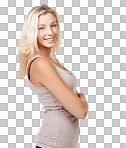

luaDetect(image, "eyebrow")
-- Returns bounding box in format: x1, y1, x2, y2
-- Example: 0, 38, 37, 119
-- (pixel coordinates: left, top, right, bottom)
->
38, 21, 57, 26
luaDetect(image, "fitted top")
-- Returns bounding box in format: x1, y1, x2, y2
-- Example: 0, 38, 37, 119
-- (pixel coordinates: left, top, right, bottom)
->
26, 55, 80, 148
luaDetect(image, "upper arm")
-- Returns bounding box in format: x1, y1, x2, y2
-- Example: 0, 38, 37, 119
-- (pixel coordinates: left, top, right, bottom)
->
31, 58, 85, 119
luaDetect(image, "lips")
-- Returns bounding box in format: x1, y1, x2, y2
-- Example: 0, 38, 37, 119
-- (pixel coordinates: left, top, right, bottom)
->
44, 37, 55, 43
44, 37, 54, 40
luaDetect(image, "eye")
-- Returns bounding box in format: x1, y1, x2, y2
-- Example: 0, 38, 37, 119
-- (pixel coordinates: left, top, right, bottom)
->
52, 24, 57, 27
39, 27, 44, 30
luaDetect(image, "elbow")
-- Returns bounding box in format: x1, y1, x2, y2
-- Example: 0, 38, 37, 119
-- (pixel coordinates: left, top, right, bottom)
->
83, 111, 88, 119
81, 102, 89, 119
75, 110, 88, 119
80, 110, 88, 119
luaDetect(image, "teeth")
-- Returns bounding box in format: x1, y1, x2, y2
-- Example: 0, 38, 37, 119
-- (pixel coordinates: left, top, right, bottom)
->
45, 38, 54, 40
48, 38, 53, 40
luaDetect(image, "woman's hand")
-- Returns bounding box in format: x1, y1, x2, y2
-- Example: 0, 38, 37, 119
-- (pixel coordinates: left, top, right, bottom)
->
76, 90, 86, 100
76, 90, 87, 102
76, 90, 80, 97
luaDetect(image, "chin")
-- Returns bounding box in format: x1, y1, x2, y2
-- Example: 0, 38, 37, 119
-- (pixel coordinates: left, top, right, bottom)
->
45, 43, 55, 48
41, 45, 54, 50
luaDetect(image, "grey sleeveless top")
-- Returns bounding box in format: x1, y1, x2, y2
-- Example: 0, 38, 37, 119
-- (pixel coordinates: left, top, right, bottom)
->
27, 55, 80, 148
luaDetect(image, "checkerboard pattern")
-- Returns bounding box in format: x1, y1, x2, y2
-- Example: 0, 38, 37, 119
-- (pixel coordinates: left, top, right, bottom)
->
0, 0, 126, 148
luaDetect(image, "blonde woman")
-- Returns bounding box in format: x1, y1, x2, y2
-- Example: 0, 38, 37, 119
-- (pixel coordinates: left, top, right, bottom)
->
18, 4, 88, 148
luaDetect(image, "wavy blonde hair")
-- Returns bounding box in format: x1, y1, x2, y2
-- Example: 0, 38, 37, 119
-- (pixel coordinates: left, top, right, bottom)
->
18, 4, 62, 79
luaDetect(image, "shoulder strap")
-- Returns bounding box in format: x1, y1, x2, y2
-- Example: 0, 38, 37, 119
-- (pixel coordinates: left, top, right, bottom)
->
28, 57, 40, 80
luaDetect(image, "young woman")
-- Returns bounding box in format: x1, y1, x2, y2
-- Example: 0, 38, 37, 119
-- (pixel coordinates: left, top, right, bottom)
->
18, 4, 88, 148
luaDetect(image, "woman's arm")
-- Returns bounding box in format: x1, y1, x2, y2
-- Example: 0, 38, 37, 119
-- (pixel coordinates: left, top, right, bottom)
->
76, 90, 88, 118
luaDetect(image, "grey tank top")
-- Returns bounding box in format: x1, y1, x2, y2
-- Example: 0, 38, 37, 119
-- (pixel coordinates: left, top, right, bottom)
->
27, 55, 80, 148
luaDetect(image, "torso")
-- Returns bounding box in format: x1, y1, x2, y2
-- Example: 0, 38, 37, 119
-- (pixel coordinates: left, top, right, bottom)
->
27, 57, 69, 88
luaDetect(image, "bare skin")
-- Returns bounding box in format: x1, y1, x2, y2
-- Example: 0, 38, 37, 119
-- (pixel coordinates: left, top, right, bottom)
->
76, 91, 89, 115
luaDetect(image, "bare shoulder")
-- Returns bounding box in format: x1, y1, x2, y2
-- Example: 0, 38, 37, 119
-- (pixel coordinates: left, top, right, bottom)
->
27, 57, 54, 87
31, 56, 55, 77
29, 57, 55, 75
31, 57, 51, 68
31, 57, 63, 85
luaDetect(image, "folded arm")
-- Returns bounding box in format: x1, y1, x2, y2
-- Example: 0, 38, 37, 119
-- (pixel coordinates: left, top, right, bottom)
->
76, 90, 88, 119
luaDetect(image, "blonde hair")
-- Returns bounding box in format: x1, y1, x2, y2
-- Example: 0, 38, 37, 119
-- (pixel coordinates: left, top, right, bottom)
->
18, 4, 62, 79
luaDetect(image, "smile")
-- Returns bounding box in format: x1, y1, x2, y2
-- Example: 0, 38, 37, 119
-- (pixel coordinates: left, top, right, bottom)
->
44, 37, 55, 43
44, 37, 54, 40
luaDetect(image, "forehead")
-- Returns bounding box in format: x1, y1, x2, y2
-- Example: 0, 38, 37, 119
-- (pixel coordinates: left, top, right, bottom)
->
38, 12, 57, 25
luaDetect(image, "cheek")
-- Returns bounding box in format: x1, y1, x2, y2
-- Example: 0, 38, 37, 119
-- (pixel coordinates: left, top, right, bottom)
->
37, 35, 40, 43
37, 34, 42, 45
54, 28, 59, 36
37, 32, 44, 40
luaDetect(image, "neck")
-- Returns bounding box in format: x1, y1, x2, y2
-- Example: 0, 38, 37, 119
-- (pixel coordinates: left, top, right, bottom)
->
37, 48, 52, 59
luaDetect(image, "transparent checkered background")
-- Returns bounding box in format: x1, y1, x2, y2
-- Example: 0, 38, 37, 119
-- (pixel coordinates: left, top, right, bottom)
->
0, 0, 126, 148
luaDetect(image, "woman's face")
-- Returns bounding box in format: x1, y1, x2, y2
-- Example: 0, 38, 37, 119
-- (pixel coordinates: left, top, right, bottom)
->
37, 12, 59, 50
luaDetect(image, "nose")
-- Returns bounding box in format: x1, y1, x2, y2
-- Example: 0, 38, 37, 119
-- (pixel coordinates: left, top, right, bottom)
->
46, 27, 53, 35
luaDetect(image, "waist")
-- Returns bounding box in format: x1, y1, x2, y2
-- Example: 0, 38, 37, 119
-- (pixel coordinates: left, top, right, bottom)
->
43, 109, 79, 128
